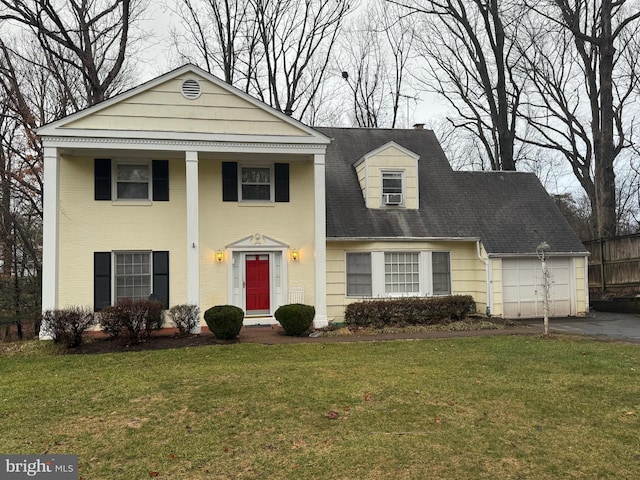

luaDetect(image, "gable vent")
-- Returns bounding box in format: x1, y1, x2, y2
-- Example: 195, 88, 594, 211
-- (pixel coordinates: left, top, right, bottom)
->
181, 79, 201, 99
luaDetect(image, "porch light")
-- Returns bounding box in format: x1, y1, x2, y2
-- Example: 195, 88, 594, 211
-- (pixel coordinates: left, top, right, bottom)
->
216, 249, 224, 262
291, 249, 299, 261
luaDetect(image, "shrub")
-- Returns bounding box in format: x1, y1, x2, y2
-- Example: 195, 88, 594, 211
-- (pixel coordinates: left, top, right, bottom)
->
168, 304, 200, 336
98, 306, 126, 339
98, 299, 165, 344
141, 299, 165, 338
204, 305, 244, 339
344, 295, 476, 329
42, 306, 95, 348
275, 304, 315, 336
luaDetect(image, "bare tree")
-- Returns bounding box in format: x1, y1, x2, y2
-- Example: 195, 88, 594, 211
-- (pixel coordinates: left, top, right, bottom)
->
339, 13, 390, 127
336, 0, 417, 128
519, 0, 640, 237
397, 0, 524, 170
0, 0, 144, 106
0, 0, 145, 328
169, 0, 353, 119
169, 0, 253, 85
250, 0, 353, 118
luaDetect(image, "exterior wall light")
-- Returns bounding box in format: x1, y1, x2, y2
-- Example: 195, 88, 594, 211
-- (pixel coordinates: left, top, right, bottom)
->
291, 249, 299, 261
216, 249, 224, 262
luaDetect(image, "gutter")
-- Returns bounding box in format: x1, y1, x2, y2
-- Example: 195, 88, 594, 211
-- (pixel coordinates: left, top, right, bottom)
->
327, 236, 481, 242
486, 251, 589, 258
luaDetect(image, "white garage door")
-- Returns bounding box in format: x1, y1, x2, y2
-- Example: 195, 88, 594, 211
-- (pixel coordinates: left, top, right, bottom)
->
502, 257, 573, 318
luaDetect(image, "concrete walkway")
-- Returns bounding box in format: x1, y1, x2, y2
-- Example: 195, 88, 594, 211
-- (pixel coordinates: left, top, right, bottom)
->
518, 310, 640, 343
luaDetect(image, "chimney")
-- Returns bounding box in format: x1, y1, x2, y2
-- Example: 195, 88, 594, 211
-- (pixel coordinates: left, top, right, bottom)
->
413, 123, 425, 130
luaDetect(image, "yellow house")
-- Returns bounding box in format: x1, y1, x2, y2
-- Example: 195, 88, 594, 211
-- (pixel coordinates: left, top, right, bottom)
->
37, 65, 588, 337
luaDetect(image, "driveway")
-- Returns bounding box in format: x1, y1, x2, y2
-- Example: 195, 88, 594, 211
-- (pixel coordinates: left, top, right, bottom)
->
519, 310, 640, 343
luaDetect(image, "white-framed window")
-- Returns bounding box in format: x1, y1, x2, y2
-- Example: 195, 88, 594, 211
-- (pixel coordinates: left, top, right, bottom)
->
240, 165, 273, 201
343, 250, 452, 298
115, 161, 151, 200
381, 170, 404, 205
432, 251, 451, 295
114, 251, 152, 303
384, 252, 420, 294
346, 252, 372, 296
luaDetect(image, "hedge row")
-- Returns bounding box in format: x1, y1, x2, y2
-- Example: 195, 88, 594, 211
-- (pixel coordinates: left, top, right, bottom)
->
344, 295, 476, 329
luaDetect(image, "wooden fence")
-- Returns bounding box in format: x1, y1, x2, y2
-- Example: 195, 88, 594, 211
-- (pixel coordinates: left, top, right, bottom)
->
584, 233, 640, 293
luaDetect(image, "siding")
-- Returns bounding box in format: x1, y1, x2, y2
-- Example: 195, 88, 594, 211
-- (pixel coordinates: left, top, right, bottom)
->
198, 158, 316, 311
57, 155, 188, 309
64, 75, 311, 137
57, 154, 316, 316
326, 241, 486, 323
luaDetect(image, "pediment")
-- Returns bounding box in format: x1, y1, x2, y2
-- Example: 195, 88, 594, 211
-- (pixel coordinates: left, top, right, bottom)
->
226, 233, 289, 250
38, 64, 329, 143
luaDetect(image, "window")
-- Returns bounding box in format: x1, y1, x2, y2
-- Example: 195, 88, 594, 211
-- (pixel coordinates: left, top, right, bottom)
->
94, 251, 169, 311
346, 253, 372, 296
241, 166, 272, 201
432, 252, 451, 295
95, 159, 168, 202
116, 163, 150, 200
381, 171, 404, 205
385, 252, 419, 294
115, 252, 152, 303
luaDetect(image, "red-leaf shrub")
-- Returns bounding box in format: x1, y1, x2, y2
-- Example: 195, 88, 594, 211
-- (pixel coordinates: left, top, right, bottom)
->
98, 299, 165, 344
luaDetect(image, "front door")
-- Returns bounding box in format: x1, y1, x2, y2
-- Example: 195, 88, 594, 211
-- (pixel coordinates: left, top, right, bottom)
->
246, 254, 270, 314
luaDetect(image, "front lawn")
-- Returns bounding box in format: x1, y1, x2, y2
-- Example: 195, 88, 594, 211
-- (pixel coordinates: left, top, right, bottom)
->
1, 336, 639, 479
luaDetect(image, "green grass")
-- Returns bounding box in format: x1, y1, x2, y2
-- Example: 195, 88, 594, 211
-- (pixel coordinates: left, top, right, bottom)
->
1, 336, 639, 479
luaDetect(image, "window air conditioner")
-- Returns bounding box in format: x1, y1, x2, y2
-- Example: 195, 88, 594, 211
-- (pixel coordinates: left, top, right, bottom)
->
383, 193, 403, 205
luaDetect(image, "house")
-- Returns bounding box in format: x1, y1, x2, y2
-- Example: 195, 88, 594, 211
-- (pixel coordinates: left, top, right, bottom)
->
37, 64, 588, 338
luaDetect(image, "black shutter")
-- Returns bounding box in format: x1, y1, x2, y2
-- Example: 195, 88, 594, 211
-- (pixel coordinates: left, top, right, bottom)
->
94, 252, 111, 311
94, 159, 111, 200
222, 162, 238, 201
152, 160, 169, 201
274, 163, 290, 202
152, 251, 170, 309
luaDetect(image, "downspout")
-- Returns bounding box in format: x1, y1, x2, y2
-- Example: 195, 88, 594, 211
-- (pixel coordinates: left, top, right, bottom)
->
476, 240, 492, 317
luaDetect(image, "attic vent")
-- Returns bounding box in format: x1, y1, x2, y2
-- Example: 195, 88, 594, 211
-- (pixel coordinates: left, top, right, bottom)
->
181, 79, 201, 99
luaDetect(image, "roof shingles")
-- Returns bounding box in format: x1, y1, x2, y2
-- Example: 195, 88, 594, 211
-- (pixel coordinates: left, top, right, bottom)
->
317, 127, 586, 255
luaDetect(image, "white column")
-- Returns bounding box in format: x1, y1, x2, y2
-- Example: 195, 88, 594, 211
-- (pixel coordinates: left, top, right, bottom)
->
186, 151, 201, 333
40, 146, 59, 339
313, 153, 328, 328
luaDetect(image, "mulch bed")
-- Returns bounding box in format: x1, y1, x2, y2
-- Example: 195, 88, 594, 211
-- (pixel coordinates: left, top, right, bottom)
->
65, 323, 535, 355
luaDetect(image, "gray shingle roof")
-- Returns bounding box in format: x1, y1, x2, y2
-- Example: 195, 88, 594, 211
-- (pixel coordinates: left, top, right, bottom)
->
316, 127, 586, 255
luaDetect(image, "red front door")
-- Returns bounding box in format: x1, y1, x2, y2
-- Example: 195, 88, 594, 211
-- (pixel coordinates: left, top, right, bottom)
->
246, 255, 270, 313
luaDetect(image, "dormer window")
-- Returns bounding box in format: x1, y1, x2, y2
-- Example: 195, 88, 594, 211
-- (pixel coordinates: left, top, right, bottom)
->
382, 171, 404, 206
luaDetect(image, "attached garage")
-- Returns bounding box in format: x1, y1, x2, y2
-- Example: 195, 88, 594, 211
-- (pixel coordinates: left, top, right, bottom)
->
502, 257, 573, 318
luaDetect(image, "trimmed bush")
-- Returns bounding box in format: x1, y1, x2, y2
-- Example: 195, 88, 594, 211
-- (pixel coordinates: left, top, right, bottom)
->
275, 304, 315, 336
43, 306, 95, 347
168, 304, 200, 336
344, 295, 476, 329
204, 305, 244, 339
